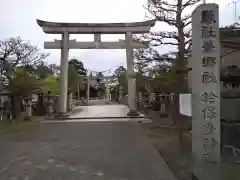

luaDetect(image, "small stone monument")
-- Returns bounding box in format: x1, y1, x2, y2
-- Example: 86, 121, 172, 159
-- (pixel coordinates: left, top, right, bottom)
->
148, 92, 154, 104
67, 92, 73, 111
159, 94, 168, 117
109, 93, 112, 101
54, 95, 60, 114
137, 92, 142, 108
46, 91, 53, 116
169, 93, 174, 102
23, 96, 33, 120
119, 87, 123, 103
138, 92, 142, 102
0, 98, 4, 121
5, 99, 12, 121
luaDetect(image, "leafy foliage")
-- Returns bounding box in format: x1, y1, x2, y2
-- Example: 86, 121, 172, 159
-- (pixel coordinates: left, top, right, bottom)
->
34, 62, 54, 80
9, 67, 39, 95
68, 63, 83, 92
111, 66, 127, 94
152, 69, 176, 93
69, 58, 87, 76
113, 66, 127, 85
67, 58, 87, 93
39, 75, 59, 95
48, 63, 60, 75
96, 72, 104, 83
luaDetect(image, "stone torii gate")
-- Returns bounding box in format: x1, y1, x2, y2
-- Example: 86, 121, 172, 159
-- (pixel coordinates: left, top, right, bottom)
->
36, 19, 156, 116
82, 75, 113, 104
94, 76, 112, 104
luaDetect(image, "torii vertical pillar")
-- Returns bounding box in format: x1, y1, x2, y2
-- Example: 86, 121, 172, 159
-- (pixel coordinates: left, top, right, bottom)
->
125, 32, 139, 116
86, 75, 91, 105
59, 32, 69, 114
106, 80, 110, 103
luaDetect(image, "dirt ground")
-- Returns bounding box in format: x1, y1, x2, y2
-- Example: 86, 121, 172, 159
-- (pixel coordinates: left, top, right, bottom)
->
141, 108, 240, 180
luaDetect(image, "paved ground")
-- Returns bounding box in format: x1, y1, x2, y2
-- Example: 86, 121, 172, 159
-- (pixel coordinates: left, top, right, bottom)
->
70, 105, 129, 118
87, 99, 110, 105
0, 105, 178, 180
75, 98, 110, 106
68, 105, 146, 120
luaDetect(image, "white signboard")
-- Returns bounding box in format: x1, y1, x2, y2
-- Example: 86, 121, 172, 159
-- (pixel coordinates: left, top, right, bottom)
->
179, 94, 192, 116
191, 3, 220, 180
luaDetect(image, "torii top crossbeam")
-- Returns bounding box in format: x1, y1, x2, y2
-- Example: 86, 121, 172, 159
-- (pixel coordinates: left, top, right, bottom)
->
36, 19, 156, 34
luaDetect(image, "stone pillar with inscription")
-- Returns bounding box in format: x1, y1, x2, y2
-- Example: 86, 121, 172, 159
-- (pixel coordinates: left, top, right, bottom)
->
191, 4, 220, 180
125, 32, 139, 116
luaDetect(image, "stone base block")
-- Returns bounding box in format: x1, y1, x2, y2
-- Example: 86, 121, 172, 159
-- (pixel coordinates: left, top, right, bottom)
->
127, 110, 140, 116
24, 116, 32, 121
55, 112, 69, 118
191, 173, 200, 180
160, 113, 168, 117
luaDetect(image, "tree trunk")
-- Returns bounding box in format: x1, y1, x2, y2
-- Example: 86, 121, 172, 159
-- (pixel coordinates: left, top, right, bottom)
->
36, 93, 45, 115
175, 0, 186, 148
11, 94, 21, 120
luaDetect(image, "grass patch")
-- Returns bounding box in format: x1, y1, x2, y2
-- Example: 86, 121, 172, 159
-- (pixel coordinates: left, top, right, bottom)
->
221, 164, 240, 180
0, 119, 38, 134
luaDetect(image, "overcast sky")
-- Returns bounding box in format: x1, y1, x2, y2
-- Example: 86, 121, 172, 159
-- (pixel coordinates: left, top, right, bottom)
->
0, 0, 237, 75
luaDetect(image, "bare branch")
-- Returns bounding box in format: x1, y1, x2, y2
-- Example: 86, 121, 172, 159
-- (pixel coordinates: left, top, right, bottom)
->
184, 38, 191, 46
0, 37, 49, 85
141, 0, 199, 72
184, 20, 191, 27
182, 14, 191, 27
145, 0, 177, 26
142, 31, 180, 46
182, 0, 200, 10
185, 39, 192, 55
184, 28, 191, 38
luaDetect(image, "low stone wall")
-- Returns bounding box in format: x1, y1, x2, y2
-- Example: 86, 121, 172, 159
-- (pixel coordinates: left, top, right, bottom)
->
221, 98, 240, 121
122, 95, 128, 106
